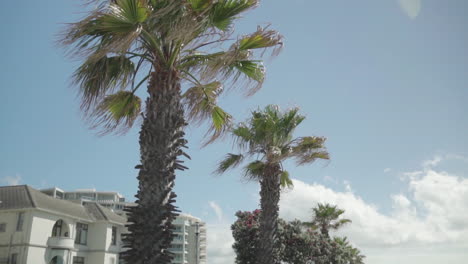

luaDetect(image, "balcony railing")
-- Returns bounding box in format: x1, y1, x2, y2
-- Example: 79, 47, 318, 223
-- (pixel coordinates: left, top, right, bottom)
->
47, 236, 74, 249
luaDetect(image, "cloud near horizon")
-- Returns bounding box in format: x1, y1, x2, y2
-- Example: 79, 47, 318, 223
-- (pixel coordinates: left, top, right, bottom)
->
206, 156, 468, 264
0, 174, 22, 186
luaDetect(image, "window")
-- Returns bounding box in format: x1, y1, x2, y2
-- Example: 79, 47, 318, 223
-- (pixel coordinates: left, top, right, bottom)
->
73, 256, 85, 264
0, 223, 6, 232
52, 220, 63, 237
10, 253, 18, 264
16, 212, 24, 231
75, 223, 88, 245
111, 226, 117, 245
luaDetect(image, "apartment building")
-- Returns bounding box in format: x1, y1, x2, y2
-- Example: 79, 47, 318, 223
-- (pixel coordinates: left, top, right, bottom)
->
0, 185, 125, 264
170, 214, 206, 264
41, 187, 207, 264
39, 188, 132, 215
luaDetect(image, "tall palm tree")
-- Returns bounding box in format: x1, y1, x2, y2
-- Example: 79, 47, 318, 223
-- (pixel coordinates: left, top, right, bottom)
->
60, 1, 282, 263
216, 105, 329, 264
304, 203, 351, 238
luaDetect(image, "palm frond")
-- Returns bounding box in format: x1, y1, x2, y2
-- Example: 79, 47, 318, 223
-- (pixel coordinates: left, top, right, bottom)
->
291, 136, 329, 165
232, 124, 253, 149
89, 90, 142, 135
243, 160, 266, 181
188, 0, 213, 12
61, 0, 148, 60
238, 26, 283, 55
182, 81, 232, 145
73, 55, 135, 111
210, 0, 258, 31
279, 170, 293, 188
215, 153, 244, 174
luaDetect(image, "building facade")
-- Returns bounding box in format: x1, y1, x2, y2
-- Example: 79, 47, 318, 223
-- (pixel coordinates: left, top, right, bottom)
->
39, 188, 132, 216
170, 214, 206, 264
41, 188, 207, 264
0, 185, 126, 264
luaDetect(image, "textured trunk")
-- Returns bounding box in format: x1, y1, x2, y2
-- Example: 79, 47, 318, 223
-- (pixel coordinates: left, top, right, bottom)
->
121, 66, 188, 264
258, 164, 281, 264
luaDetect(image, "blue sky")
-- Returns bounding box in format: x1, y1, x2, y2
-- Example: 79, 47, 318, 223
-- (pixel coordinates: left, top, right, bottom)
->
1, 0, 467, 263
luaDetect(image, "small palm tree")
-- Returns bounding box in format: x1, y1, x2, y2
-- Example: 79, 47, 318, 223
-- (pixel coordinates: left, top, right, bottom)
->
60, 1, 282, 263
216, 105, 329, 264
333, 237, 365, 264
304, 203, 351, 238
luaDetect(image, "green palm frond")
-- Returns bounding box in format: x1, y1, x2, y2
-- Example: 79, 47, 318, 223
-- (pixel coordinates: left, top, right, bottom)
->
205, 105, 232, 145
279, 170, 293, 188
238, 27, 283, 53
243, 160, 265, 181
188, 0, 213, 12
62, 0, 282, 138
74, 56, 135, 111
231, 60, 264, 82
62, 0, 149, 60
183, 81, 223, 122
291, 136, 329, 165
232, 124, 253, 149
210, 0, 258, 31
215, 153, 244, 174
331, 219, 352, 230
90, 90, 142, 135
182, 81, 232, 145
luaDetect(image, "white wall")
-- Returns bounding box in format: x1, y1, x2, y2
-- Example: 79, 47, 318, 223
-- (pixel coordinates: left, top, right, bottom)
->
0, 209, 124, 264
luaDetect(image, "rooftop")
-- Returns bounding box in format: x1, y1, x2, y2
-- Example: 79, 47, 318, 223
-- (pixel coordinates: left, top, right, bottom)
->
0, 185, 126, 225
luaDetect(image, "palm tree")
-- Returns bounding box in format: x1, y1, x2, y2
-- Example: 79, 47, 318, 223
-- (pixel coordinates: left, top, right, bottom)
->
304, 203, 351, 238
333, 237, 365, 264
216, 105, 329, 264
60, 1, 282, 263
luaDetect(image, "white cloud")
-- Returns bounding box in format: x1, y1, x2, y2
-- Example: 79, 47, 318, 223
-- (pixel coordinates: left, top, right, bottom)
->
398, 0, 422, 19
206, 223, 235, 264
384, 168, 391, 173
208, 201, 224, 222
279, 166, 468, 262
206, 201, 235, 264
422, 155, 442, 169
0, 174, 22, 186
204, 155, 468, 263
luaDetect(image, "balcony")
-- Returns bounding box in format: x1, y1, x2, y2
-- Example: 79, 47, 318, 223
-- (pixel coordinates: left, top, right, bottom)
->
47, 236, 75, 249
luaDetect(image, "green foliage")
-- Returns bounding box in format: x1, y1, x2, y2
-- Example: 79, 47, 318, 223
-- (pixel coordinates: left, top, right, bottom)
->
304, 203, 352, 237
232, 210, 365, 264
61, 0, 283, 138
210, 0, 258, 30
92, 91, 142, 135
215, 105, 329, 185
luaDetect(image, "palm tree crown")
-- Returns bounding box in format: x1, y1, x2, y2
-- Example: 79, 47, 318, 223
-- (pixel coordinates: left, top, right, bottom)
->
216, 105, 329, 264
304, 203, 352, 238
61, 0, 283, 138
216, 105, 329, 185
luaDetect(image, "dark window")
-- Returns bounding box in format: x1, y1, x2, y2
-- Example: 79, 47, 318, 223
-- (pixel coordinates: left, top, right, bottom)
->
75, 223, 88, 245
73, 256, 85, 264
0, 223, 6, 232
11, 253, 18, 264
16, 212, 24, 231
111, 226, 117, 245
52, 220, 63, 237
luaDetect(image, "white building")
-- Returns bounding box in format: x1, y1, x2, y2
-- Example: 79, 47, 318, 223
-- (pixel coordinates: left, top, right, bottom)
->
39, 188, 132, 215
170, 214, 206, 264
40, 188, 207, 264
0, 185, 126, 264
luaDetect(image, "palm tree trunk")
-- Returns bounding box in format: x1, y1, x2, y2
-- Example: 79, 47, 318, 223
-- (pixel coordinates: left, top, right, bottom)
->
121, 66, 188, 264
258, 165, 281, 264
